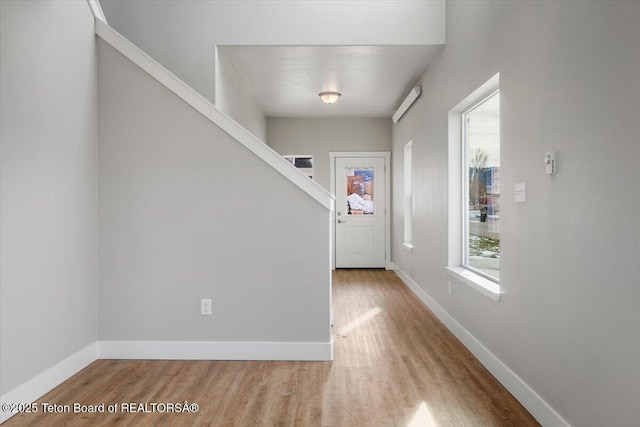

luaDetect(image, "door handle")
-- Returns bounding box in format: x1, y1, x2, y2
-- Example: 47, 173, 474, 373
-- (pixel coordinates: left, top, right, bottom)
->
337, 219, 345, 224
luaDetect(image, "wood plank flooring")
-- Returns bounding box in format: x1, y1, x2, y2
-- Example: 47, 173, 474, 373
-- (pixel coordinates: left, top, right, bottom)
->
4, 269, 539, 426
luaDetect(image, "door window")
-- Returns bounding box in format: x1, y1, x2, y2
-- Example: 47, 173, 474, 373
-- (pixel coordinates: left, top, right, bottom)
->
345, 167, 375, 215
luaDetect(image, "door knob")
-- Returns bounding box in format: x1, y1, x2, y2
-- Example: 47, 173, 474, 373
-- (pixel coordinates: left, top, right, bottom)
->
337, 219, 345, 223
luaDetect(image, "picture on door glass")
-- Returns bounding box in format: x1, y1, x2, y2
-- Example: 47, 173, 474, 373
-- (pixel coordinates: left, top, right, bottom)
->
346, 167, 374, 215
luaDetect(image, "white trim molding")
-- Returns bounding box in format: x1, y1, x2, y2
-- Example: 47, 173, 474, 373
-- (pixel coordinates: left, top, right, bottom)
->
86, 0, 107, 23
446, 266, 501, 301
402, 242, 414, 252
94, 19, 334, 211
98, 341, 333, 361
390, 264, 571, 427
0, 343, 98, 423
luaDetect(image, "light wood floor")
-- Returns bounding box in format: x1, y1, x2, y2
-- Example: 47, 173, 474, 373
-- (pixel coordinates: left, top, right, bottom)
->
4, 270, 538, 426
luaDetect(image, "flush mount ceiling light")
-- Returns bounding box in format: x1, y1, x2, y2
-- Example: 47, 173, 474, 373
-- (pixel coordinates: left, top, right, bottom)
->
318, 91, 341, 104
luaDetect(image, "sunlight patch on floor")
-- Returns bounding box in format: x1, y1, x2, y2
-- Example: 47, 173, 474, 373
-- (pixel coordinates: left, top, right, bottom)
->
339, 307, 382, 335
407, 402, 438, 427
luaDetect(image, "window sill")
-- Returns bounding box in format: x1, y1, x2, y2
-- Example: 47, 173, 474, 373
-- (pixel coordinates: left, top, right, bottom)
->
402, 243, 414, 252
445, 266, 501, 301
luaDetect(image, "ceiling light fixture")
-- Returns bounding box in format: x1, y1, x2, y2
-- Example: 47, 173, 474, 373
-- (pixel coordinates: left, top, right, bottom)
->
319, 91, 341, 104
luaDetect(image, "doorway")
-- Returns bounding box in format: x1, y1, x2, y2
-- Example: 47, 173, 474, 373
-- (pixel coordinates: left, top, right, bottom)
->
330, 152, 391, 269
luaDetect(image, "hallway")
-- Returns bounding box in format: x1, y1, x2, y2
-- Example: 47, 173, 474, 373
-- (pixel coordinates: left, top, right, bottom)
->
4, 270, 537, 426
326, 269, 537, 426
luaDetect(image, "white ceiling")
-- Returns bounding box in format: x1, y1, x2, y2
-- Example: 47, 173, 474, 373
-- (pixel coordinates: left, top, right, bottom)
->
218, 45, 443, 118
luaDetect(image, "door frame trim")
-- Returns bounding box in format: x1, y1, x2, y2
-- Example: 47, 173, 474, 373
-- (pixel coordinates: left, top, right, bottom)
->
329, 151, 392, 270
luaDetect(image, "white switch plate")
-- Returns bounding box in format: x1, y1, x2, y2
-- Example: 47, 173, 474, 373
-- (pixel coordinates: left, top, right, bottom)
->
201, 299, 212, 315
514, 182, 526, 203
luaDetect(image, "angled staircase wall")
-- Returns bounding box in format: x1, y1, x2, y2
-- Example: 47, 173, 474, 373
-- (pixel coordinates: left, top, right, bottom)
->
96, 20, 333, 360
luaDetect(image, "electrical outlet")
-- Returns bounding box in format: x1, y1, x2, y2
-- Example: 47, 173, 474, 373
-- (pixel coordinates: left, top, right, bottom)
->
201, 299, 212, 315
447, 281, 452, 295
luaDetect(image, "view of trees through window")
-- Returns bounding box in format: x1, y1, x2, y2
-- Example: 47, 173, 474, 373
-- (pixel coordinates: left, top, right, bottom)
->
464, 91, 500, 280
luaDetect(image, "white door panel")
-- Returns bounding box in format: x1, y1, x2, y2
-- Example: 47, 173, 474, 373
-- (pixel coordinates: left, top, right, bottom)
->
335, 156, 386, 268
345, 227, 375, 254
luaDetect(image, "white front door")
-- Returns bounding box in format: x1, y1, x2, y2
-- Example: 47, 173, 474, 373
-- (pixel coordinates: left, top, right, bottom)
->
334, 156, 387, 268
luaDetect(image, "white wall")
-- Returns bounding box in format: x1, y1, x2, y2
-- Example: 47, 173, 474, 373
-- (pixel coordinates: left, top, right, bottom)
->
98, 40, 331, 345
99, 0, 445, 124
100, 0, 445, 46
392, 1, 640, 426
99, 0, 216, 102
215, 49, 267, 141
267, 118, 392, 192
0, 0, 98, 395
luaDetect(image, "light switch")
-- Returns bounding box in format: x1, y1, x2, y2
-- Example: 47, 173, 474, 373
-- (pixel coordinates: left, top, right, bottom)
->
514, 182, 526, 203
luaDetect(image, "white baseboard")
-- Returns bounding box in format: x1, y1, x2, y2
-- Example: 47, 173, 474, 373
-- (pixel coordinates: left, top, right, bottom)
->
391, 264, 571, 427
98, 340, 334, 361
0, 342, 98, 424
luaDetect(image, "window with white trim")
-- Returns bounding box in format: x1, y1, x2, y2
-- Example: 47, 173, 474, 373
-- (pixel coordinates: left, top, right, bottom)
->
283, 155, 313, 179
403, 141, 413, 249
446, 74, 501, 300
462, 90, 500, 281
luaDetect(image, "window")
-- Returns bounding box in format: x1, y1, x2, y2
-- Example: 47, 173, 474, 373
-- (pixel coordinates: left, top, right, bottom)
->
462, 90, 500, 281
446, 73, 500, 301
345, 167, 375, 215
284, 155, 313, 179
403, 141, 413, 249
